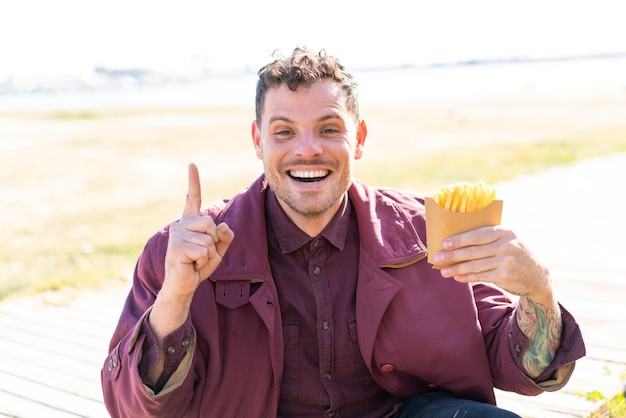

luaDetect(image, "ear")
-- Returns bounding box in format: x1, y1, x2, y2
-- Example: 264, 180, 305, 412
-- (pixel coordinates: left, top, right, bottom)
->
354, 120, 367, 160
251, 120, 263, 160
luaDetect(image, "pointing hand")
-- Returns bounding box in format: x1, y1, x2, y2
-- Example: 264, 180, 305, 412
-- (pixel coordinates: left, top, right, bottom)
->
163, 163, 234, 297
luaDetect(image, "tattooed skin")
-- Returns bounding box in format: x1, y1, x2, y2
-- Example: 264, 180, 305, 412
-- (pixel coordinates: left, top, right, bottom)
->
516, 296, 563, 378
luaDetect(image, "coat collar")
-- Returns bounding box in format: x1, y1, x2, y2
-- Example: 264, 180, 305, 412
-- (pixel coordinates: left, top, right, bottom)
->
348, 178, 427, 268
210, 175, 427, 282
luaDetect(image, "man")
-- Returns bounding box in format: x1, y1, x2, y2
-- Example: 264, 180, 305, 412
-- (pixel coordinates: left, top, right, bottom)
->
102, 47, 585, 418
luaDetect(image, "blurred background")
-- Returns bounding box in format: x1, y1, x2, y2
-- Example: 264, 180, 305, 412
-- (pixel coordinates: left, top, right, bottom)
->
1, 1, 626, 417
1, 0, 625, 304
2, 0, 626, 83
2, 0, 626, 109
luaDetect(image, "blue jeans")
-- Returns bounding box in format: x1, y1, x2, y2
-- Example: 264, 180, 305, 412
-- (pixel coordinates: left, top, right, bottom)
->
393, 391, 521, 418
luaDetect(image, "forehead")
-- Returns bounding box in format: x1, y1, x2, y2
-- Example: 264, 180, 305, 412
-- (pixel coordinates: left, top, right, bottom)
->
262, 80, 350, 121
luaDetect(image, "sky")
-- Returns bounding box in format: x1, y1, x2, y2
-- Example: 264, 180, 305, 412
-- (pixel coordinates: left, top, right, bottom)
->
1, 0, 625, 79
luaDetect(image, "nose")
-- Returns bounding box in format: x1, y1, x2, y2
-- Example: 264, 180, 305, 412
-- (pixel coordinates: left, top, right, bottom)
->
294, 130, 323, 157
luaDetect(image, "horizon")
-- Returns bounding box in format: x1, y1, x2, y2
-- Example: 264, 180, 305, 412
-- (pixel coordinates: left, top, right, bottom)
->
2, 55, 626, 113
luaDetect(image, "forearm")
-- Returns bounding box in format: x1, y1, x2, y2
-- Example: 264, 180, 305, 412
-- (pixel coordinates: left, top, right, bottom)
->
516, 294, 563, 378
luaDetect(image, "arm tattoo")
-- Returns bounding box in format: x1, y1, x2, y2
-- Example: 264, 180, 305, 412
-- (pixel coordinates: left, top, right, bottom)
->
516, 296, 563, 378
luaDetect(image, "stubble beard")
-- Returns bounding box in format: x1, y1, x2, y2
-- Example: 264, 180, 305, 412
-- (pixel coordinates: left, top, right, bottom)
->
266, 165, 352, 219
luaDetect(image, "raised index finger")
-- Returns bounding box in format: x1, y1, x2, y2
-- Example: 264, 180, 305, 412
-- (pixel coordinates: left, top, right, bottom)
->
182, 163, 202, 218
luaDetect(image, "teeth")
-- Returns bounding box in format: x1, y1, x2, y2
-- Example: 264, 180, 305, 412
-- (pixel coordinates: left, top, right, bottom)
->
290, 170, 328, 179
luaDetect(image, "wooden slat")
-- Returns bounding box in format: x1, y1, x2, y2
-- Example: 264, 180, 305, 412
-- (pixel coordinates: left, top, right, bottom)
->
0, 288, 124, 418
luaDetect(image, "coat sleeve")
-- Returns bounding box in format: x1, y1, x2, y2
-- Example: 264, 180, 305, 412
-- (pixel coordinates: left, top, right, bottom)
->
473, 283, 586, 395
101, 228, 197, 418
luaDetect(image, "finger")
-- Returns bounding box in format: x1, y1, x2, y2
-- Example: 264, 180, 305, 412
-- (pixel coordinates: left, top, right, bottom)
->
440, 257, 498, 280
215, 223, 235, 257
435, 238, 498, 269
443, 226, 499, 250
175, 228, 218, 250
174, 215, 217, 236
194, 224, 234, 276
182, 163, 202, 219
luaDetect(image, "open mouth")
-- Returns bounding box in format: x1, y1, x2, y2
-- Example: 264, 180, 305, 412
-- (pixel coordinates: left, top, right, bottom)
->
288, 170, 330, 183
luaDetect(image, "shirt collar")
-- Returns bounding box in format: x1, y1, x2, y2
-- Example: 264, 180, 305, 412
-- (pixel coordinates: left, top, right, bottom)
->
266, 189, 351, 254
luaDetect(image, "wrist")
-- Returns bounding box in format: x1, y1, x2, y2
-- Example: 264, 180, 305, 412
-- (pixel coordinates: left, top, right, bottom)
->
150, 290, 193, 340
524, 267, 557, 305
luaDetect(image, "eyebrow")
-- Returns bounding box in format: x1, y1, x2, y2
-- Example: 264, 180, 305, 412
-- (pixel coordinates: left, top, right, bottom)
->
268, 116, 293, 125
319, 113, 344, 123
268, 113, 344, 125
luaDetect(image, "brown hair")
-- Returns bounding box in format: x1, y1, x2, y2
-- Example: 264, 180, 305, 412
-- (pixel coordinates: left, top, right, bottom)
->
255, 46, 360, 125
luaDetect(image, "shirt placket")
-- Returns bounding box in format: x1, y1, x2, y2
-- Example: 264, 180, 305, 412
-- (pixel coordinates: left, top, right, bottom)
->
308, 237, 345, 412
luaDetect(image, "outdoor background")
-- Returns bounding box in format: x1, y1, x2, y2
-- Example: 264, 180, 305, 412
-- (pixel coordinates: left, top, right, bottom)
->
1, 1, 625, 416
2, 0, 625, 300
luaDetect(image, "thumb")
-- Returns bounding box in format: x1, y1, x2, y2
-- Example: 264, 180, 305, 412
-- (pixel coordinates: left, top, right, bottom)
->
215, 223, 235, 257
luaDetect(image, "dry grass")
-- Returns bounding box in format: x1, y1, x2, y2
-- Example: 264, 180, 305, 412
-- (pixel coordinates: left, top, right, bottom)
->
1, 89, 626, 300
587, 393, 626, 418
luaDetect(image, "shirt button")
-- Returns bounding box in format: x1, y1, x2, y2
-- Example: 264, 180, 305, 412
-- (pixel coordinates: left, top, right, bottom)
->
321, 321, 329, 330
380, 363, 394, 373
427, 383, 439, 390
313, 266, 321, 275
167, 345, 176, 355
514, 344, 521, 353
325, 373, 332, 380
181, 338, 190, 347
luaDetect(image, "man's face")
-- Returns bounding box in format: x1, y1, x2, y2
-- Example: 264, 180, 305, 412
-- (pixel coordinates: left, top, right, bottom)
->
252, 80, 366, 229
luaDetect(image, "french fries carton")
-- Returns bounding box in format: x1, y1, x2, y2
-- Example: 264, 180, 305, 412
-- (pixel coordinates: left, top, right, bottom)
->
425, 181, 503, 269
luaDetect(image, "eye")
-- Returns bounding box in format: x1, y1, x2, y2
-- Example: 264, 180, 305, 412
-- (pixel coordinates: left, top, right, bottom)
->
274, 128, 294, 137
321, 127, 341, 136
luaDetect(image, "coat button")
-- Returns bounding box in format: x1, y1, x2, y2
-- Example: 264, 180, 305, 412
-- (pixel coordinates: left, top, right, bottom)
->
107, 354, 119, 372
380, 363, 394, 373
